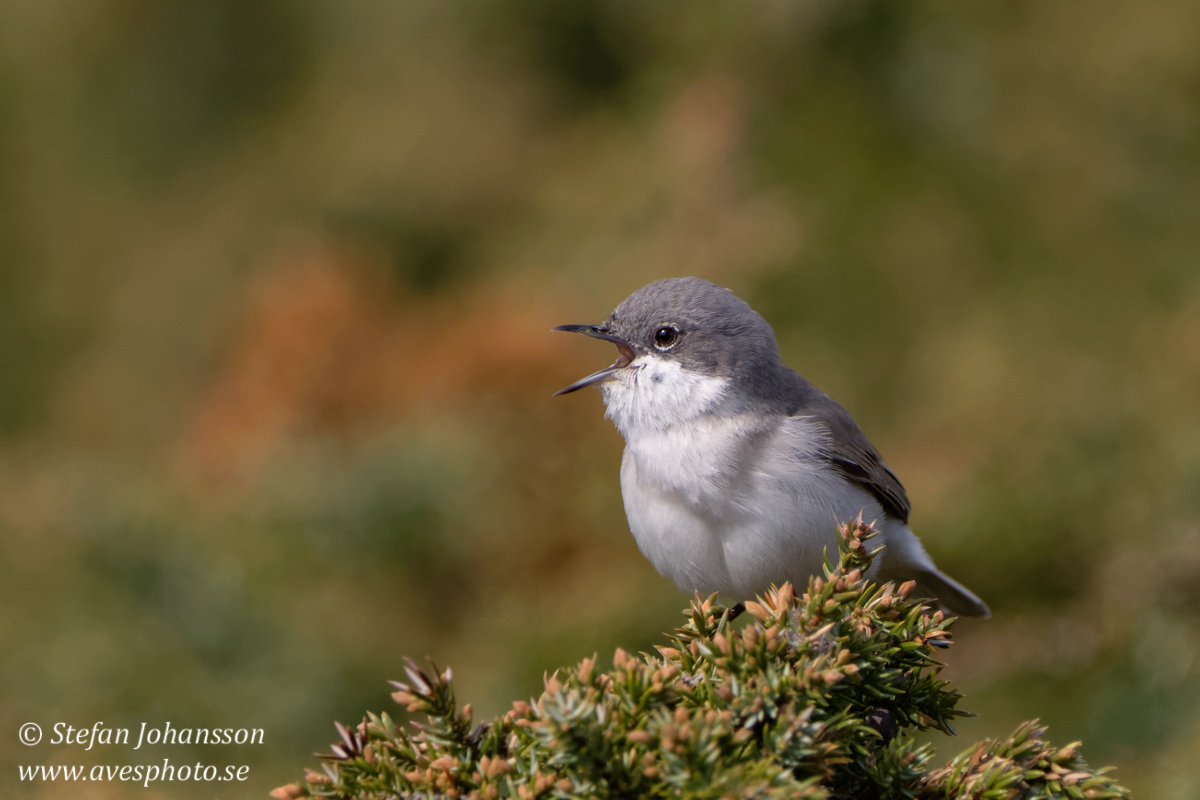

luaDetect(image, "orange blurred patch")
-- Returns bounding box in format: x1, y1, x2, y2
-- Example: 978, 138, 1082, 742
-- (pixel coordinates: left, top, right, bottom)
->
175, 239, 560, 488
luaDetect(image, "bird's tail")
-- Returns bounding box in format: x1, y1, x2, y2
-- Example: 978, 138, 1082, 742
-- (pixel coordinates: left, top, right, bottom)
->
908, 568, 991, 619
874, 522, 991, 618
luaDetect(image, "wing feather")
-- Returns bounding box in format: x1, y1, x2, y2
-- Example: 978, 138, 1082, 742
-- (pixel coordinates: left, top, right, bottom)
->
784, 380, 911, 523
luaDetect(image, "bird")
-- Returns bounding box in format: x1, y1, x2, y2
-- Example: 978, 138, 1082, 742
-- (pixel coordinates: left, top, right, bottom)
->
553, 277, 989, 617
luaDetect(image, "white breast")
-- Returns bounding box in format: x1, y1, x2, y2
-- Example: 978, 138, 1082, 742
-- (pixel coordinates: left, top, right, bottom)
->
601, 361, 885, 597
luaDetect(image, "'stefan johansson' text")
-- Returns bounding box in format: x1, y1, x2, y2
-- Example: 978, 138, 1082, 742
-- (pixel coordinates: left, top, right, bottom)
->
51, 722, 264, 751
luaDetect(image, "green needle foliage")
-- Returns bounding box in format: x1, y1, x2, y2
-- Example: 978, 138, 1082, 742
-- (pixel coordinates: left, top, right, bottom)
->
274, 521, 1130, 800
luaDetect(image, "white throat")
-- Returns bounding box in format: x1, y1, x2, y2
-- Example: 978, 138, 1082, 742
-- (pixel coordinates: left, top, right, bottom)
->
599, 354, 730, 438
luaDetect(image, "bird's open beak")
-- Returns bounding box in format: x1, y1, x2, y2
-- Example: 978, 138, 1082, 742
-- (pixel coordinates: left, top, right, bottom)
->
552, 324, 637, 396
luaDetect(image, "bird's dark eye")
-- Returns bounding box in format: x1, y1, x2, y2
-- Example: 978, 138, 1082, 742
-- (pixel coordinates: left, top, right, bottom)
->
653, 326, 679, 350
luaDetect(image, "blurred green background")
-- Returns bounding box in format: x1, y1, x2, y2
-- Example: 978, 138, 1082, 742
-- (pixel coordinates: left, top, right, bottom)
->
2, 1, 1198, 797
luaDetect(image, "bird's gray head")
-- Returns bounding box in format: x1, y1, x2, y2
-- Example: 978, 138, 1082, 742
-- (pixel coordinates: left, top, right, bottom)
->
554, 278, 791, 411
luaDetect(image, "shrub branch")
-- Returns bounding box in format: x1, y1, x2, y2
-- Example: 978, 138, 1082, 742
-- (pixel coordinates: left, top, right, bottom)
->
274, 519, 1130, 800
